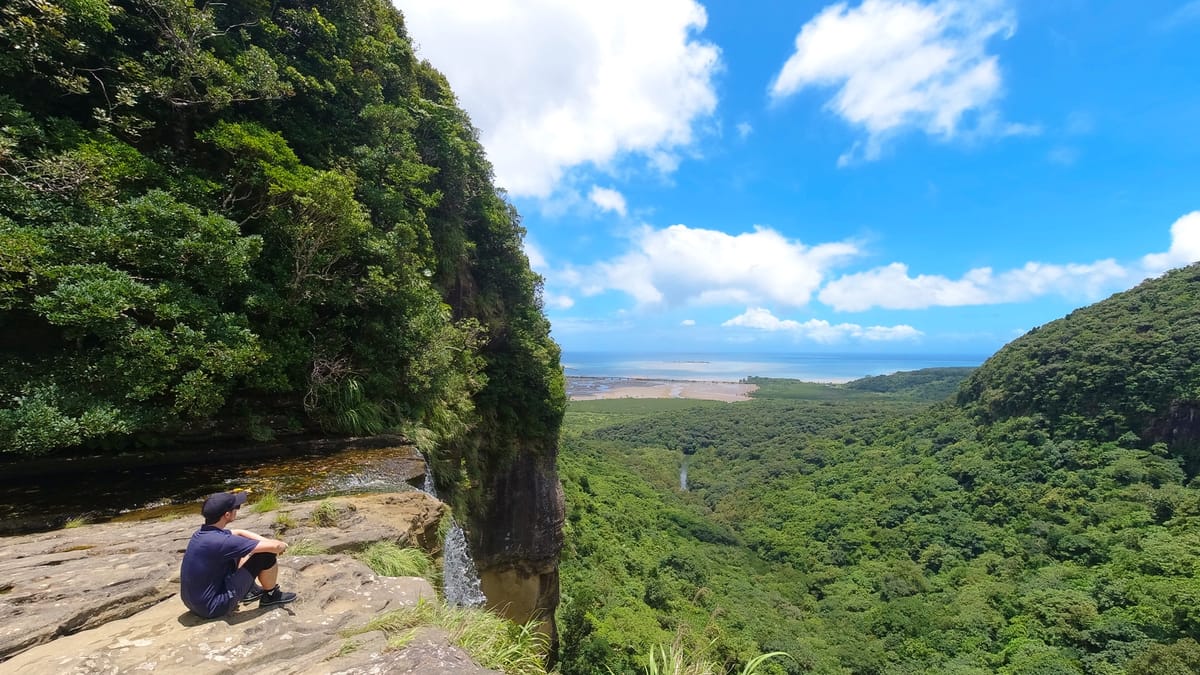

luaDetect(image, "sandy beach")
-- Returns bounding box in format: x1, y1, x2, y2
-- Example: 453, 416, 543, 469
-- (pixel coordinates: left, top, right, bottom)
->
567, 377, 757, 402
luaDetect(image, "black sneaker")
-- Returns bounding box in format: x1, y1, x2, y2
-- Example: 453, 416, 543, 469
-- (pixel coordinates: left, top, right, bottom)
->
259, 586, 297, 609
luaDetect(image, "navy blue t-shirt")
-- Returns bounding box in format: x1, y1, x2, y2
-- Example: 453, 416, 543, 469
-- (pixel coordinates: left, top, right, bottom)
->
180, 524, 259, 618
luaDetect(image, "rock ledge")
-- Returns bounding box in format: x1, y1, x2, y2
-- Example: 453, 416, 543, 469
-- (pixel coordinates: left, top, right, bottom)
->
0, 491, 499, 674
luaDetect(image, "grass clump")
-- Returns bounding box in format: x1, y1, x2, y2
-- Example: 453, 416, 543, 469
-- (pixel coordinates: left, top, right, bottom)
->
273, 511, 297, 534
287, 539, 328, 555
251, 492, 281, 513
62, 516, 88, 529
346, 599, 548, 674
357, 542, 441, 586
309, 499, 339, 527
333, 640, 360, 658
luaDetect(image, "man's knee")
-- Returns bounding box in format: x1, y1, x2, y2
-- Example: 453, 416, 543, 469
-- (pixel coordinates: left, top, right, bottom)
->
245, 552, 277, 575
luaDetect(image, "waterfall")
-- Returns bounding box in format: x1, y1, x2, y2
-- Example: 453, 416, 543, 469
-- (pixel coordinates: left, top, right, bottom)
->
680, 456, 689, 491
442, 522, 487, 607
421, 457, 486, 607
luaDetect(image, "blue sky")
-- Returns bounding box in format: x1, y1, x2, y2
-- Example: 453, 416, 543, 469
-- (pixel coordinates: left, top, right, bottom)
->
396, 0, 1200, 356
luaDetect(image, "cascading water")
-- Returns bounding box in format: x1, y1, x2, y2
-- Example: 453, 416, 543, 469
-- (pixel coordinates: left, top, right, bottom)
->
680, 456, 689, 491
421, 458, 486, 607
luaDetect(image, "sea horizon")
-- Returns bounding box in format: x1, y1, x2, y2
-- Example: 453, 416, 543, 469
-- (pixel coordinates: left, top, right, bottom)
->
561, 351, 988, 384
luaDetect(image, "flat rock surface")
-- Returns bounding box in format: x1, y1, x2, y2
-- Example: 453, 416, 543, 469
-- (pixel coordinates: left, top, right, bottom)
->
0, 491, 500, 674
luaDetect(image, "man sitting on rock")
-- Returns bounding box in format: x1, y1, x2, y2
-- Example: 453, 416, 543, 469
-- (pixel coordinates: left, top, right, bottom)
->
180, 491, 298, 619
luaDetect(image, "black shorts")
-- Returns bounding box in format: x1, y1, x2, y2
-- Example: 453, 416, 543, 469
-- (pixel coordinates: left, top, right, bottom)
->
227, 552, 278, 608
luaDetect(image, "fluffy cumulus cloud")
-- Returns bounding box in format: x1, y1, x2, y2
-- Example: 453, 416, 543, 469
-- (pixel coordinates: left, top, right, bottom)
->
819, 260, 1129, 311
1142, 212, 1200, 275
589, 186, 628, 216
571, 224, 859, 308
770, 0, 1022, 164
723, 307, 922, 343
816, 213, 1200, 311
397, 0, 720, 197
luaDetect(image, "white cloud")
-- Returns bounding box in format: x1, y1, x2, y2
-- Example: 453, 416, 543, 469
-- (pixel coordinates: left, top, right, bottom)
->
523, 240, 548, 273
1142, 212, 1200, 275
736, 122, 753, 139
769, 0, 1020, 163
1047, 146, 1079, 166
722, 307, 922, 343
397, 0, 720, 197
571, 224, 860, 308
544, 293, 576, 310
589, 186, 628, 216
819, 259, 1129, 311
681, 319, 697, 326
814, 213, 1200, 311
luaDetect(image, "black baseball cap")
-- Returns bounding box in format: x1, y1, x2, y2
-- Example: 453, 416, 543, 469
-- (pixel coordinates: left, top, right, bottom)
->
201, 492, 248, 522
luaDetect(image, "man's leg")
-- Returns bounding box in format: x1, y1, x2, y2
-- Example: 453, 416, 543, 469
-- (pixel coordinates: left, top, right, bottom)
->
229, 553, 277, 605
240, 552, 297, 608
256, 561, 278, 592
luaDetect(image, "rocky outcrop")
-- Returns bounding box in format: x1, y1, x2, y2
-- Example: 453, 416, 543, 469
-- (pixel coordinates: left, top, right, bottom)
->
1146, 400, 1200, 475
0, 492, 500, 674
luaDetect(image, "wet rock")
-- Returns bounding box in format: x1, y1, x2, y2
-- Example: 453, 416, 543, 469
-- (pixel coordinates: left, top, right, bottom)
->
470, 451, 564, 649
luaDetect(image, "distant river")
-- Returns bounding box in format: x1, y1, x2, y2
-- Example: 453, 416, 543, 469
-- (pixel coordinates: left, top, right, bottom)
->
561, 351, 987, 383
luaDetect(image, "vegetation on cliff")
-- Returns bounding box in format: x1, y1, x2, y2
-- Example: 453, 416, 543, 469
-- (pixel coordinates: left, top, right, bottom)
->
559, 266, 1200, 674
0, 0, 562, 468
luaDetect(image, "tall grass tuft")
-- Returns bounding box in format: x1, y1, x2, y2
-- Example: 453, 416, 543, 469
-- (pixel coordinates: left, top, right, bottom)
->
357, 542, 441, 586
309, 499, 339, 527
63, 515, 87, 529
287, 539, 328, 555
644, 643, 717, 675
640, 644, 790, 675
251, 492, 281, 513
346, 599, 548, 674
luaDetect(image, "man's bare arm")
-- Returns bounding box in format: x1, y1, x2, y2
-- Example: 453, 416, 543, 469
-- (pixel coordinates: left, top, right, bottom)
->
250, 537, 289, 555
232, 529, 288, 554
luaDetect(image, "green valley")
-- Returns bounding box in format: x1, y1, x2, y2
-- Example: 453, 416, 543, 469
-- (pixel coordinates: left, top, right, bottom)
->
557, 265, 1200, 674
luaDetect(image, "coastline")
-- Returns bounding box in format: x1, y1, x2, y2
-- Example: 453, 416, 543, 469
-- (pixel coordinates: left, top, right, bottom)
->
567, 376, 760, 402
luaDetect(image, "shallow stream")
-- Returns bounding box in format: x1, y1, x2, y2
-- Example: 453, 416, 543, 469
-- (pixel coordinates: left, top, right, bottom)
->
0, 444, 425, 536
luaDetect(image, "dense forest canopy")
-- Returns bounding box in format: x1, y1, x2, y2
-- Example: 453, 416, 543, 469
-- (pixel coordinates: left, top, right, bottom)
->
0, 0, 563, 464
558, 267, 1200, 674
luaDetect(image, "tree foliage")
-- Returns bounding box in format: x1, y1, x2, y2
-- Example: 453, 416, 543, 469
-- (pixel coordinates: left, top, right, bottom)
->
0, 1, 562, 465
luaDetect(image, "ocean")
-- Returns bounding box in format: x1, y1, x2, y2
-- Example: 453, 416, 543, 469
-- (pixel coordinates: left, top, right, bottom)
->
561, 351, 988, 383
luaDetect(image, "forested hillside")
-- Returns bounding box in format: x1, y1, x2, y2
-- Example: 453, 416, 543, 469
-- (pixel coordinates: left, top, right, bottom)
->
959, 264, 1200, 471
0, 1, 563, 465
559, 268, 1200, 674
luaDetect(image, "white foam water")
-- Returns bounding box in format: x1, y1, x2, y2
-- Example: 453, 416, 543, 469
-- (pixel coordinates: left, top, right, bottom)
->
421, 457, 486, 607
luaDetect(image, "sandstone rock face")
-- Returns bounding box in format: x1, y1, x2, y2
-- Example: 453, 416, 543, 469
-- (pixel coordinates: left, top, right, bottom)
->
470, 451, 564, 647
0, 492, 499, 674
